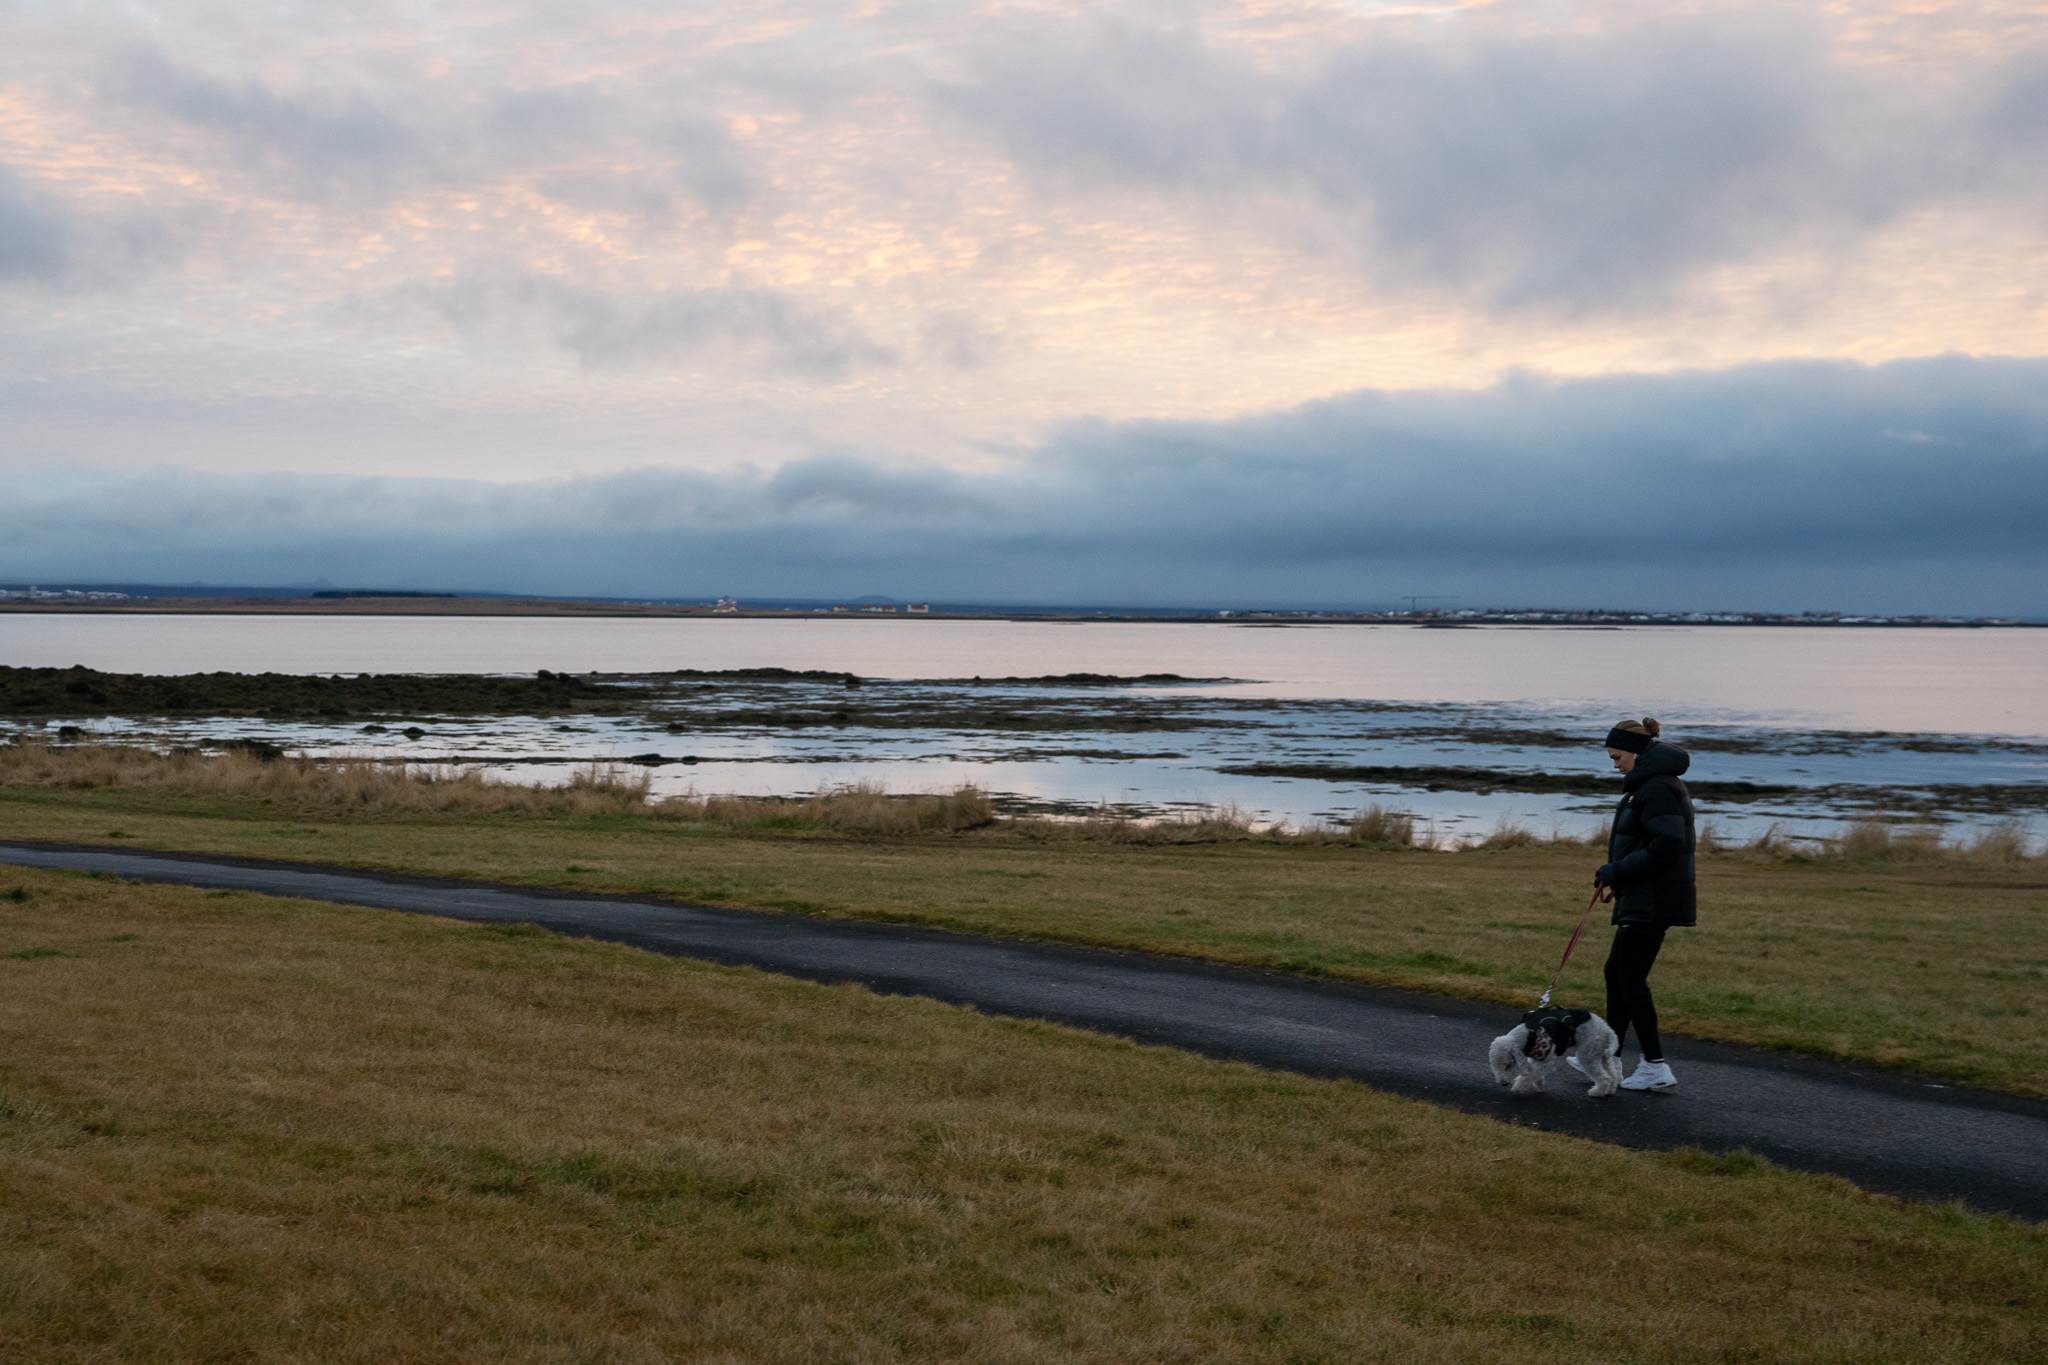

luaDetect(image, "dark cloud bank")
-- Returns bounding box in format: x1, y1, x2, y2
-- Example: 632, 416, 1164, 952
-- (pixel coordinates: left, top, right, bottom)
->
8, 355, 2044, 615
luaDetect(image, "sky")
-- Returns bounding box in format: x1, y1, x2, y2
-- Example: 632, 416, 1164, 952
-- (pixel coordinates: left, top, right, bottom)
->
2, 0, 2045, 612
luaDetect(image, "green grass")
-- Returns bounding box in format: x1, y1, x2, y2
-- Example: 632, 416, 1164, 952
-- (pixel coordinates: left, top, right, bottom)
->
1, 868, 2041, 1362
2, 780, 2044, 1096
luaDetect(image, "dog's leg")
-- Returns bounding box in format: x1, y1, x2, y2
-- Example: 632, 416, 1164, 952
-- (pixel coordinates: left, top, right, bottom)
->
1572, 1018, 1623, 1097
1588, 1042, 1621, 1097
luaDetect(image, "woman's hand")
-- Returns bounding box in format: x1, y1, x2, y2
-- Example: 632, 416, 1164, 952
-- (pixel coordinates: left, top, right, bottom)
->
1595, 864, 1616, 888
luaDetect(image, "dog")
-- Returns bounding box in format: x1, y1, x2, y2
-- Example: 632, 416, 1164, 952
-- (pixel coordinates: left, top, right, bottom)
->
1489, 1006, 1622, 1097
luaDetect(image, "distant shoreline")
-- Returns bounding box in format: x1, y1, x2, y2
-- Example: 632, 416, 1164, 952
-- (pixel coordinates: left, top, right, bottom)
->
0, 598, 2036, 627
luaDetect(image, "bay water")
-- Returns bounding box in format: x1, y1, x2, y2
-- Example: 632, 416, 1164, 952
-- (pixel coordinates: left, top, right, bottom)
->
4, 614, 2043, 845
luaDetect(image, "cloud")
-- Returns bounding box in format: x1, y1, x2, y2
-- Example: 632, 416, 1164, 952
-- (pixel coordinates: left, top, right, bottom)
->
117, 48, 428, 201
935, 10, 2044, 312
0, 167, 68, 282
6, 355, 2044, 615
109, 41, 756, 217
64, 4, 2048, 321
398, 272, 895, 373
6, 1, 2048, 478
0, 160, 192, 293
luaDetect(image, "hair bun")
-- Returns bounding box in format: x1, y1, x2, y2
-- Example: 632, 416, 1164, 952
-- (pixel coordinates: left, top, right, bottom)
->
1640, 717, 1661, 738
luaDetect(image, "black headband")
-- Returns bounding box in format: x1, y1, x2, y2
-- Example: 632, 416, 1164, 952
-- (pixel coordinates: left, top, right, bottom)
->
1604, 726, 1655, 754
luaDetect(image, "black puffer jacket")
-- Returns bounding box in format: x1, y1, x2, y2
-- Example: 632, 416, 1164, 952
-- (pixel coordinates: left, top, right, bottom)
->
1606, 741, 1697, 927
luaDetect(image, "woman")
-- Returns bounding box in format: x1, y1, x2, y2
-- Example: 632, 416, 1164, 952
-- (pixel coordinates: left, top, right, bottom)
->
1594, 717, 1696, 1093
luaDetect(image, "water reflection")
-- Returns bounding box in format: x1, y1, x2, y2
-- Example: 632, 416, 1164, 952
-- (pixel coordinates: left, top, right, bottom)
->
2, 615, 2043, 734
29, 668, 2045, 847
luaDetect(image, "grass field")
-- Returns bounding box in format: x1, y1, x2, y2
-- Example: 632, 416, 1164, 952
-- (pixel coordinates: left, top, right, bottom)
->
1, 752, 2043, 1097
2, 867, 2042, 1362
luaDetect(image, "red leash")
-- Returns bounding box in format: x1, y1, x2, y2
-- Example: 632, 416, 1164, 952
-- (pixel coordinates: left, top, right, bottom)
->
1536, 881, 1613, 1008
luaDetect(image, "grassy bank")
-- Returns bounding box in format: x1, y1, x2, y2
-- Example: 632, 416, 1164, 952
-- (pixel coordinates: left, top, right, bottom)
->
1, 746, 2043, 1097
2, 868, 2041, 1362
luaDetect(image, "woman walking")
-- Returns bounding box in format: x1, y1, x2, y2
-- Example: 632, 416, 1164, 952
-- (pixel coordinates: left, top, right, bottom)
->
1595, 718, 1696, 1092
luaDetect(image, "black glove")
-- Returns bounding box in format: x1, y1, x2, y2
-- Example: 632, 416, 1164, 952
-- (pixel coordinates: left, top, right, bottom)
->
1594, 863, 1616, 887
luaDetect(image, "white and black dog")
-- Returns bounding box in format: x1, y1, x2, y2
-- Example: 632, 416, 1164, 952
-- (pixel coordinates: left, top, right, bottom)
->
1489, 1006, 1622, 1097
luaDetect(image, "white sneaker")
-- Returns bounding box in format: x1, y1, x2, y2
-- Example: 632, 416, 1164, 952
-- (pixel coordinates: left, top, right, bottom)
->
1564, 1056, 1587, 1076
1620, 1060, 1677, 1092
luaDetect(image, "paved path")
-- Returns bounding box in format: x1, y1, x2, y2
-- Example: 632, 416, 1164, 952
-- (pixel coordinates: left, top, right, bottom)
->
6, 840, 2045, 1219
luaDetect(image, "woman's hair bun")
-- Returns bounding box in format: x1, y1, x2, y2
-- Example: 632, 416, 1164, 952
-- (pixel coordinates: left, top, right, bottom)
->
1640, 717, 1661, 738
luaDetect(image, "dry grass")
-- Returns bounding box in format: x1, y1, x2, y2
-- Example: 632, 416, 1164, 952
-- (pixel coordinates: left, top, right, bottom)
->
688, 780, 998, 836
1473, 818, 1544, 850
0, 741, 657, 817
21, 742, 2040, 862
0, 744, 995, 837
1347, 802, 1418, 847
1825, 817, 2039, 864
1, 744, 1436, 847
1014, 801, 1272, 845
1011, 800, 1426, 847
0, 869, 2041, 1363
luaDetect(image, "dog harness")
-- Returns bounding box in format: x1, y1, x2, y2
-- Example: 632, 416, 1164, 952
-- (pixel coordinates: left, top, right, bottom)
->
1520, 1007, 1593, 1057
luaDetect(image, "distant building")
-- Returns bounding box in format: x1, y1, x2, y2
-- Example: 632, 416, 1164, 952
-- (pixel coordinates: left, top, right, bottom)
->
712, 596, 738, 613
0, 586, 128, 600
860, 603, 899, 613
907, 602, 930, 614
831, 604, 850, 612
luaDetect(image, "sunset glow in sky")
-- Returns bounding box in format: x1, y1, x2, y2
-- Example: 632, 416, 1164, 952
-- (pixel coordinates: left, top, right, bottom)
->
4, 1, 2046, 609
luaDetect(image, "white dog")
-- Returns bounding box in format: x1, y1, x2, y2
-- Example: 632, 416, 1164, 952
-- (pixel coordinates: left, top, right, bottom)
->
1489, 1007, 1622, 1097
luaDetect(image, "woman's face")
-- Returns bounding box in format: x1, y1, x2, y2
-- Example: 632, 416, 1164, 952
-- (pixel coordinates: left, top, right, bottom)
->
1608, 746, 1636, 774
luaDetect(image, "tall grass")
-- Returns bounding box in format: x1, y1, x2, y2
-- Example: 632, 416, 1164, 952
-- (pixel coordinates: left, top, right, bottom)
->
4, 742, 1433, 847
4, 742, 2036, 859
1023, 801, 1267, 845
1821, 817, 2038, 863
0, 742, 994, 835
687, 780, 997, 835
1346, 803, 1416, 848
1693, 817, 2039, 864
1472, 817, 1543, 850
0, 741, 655, 816
1011, 801, 1428, 847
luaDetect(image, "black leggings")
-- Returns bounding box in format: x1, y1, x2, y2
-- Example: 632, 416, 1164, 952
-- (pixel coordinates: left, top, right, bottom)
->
1604, 924, 1668, 1061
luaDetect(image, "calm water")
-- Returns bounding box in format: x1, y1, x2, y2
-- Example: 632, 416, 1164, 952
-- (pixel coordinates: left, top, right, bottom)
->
6, 615, 2045, 843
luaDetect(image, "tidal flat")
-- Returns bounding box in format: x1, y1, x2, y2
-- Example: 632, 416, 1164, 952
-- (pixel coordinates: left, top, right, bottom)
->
6, 664, 2045, 845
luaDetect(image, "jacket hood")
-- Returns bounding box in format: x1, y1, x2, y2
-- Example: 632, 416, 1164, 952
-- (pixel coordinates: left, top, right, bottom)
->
1623, 741, 1691, 790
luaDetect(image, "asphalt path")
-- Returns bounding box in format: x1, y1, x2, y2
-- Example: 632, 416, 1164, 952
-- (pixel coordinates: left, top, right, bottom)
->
6, 839, 2046, 1220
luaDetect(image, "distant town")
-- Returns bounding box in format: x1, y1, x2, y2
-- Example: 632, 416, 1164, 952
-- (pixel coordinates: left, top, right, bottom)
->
1215, 608, 2035, 627
0, 587, 134, 602
0, 583, 2033, 626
